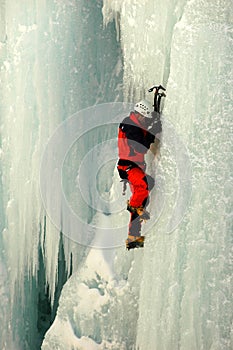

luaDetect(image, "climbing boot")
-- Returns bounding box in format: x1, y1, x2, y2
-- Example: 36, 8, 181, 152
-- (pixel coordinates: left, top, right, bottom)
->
127, 201, 150, 221
125, 235, 145, 250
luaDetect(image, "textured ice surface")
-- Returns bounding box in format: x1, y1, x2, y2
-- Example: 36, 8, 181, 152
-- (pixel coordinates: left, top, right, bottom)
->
0, 0, 232, 349
43, 1, 233, 349
0, 0, 122, 348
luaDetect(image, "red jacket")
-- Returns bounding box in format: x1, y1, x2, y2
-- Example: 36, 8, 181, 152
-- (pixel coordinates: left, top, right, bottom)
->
118, 112, 155, 166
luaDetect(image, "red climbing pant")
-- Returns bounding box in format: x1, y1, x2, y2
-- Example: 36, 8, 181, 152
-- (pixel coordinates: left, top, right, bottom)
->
117, 164, 154, 236
127, 167, 149, 208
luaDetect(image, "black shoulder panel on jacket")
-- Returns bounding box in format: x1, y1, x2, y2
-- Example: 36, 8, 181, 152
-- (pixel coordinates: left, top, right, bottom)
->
119, 116, 155, 151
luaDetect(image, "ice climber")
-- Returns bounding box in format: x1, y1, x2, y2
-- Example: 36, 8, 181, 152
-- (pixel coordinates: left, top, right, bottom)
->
117, 95, 163, 250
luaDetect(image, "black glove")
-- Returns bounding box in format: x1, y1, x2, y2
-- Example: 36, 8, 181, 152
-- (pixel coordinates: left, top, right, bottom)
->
151, 111, 160, 123
150, 120, 162, 135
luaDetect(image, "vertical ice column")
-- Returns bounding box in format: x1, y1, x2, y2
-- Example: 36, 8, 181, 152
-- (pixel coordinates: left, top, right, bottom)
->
0, 1, 17, 348
0, 0, 83, 347
1, 0, 124, 348
103, 0, 188, 101
136, 1, 233, 349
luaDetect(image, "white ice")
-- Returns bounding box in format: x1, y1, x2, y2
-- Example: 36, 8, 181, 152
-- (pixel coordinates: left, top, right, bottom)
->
0, 0, 232, 349
42, 1, 233, 349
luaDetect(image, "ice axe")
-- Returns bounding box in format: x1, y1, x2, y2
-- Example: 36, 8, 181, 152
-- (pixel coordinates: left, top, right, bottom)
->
148, 84, 166, 114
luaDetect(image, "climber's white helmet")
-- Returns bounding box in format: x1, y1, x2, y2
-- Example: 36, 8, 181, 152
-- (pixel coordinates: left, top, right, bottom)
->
134, 99, 153, 118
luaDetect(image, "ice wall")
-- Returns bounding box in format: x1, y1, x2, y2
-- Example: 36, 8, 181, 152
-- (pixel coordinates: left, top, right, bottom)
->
135, 0, 233, 348
103, 0, 187, 100
0, 0, 122, 348
0, 1, 75, 346
42, 0, 233, 349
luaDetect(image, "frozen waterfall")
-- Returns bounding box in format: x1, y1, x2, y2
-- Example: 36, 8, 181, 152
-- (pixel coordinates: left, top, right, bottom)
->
0, 0, 122, 348
43, 0, 233, 349
0, 0, 232, 349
